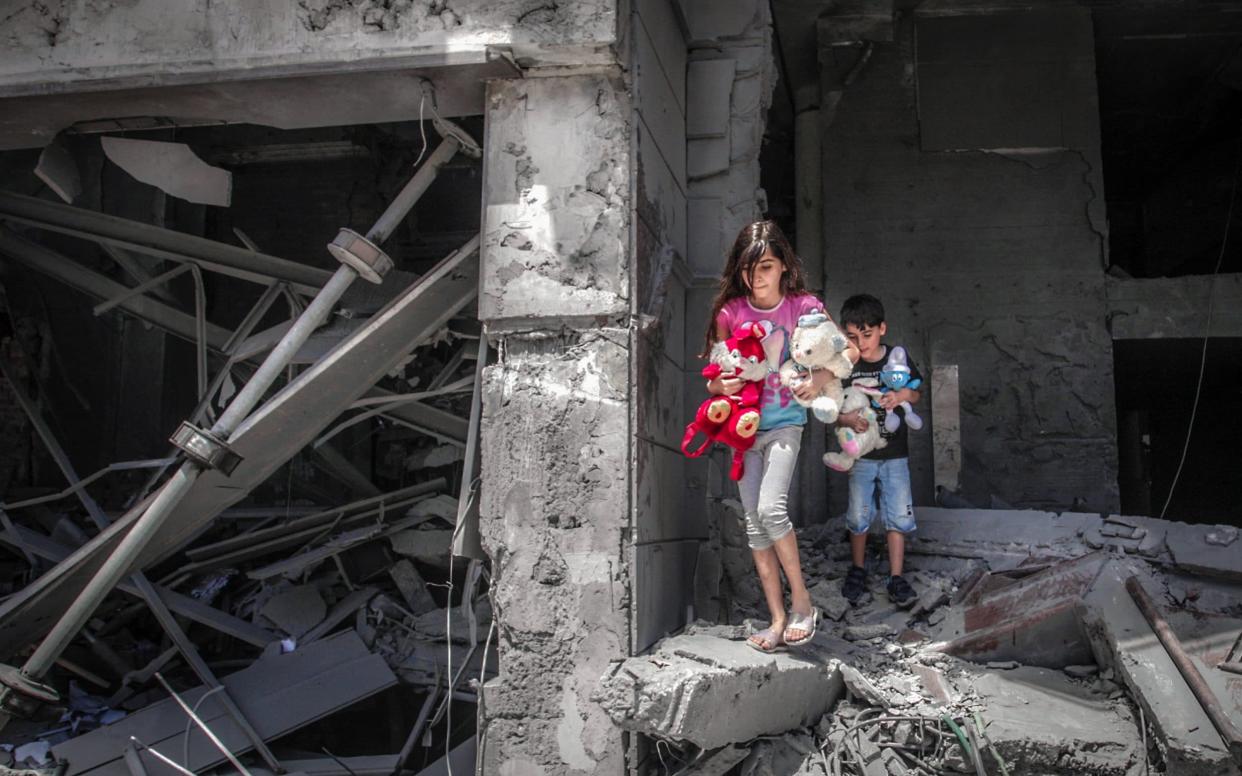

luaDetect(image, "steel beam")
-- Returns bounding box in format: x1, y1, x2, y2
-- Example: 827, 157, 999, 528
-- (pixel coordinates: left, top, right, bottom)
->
0, 190, 331, 294
0, 226, 232, 350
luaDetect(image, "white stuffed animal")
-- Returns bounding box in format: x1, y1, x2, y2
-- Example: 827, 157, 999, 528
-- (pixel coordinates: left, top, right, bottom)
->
823, 379, 887, 471
779, 313, 856, 424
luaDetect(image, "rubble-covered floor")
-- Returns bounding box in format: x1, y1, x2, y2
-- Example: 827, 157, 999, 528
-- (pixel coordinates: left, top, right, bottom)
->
598, 504, 1242, 776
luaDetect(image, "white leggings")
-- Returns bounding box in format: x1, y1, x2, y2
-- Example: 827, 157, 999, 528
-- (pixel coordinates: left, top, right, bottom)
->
737, 425, 802, 550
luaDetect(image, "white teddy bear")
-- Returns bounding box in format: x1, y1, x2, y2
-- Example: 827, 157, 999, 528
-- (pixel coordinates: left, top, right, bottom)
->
823, 379, 887, 471
778, 313, 856, 424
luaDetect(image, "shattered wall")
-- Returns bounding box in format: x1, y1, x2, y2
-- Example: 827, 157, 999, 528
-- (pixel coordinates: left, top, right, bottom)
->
477, 74, 633, 774
821, 4, 1120, 513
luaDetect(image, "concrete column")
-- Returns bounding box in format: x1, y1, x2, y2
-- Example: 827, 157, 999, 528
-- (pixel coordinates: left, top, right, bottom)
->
477, 73, 631, 775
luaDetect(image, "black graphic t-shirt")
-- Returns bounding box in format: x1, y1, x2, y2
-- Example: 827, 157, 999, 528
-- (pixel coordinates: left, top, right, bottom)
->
844, 345, 923, 460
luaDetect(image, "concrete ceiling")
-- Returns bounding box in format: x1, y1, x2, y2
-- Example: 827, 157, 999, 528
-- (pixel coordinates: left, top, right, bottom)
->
0, 61, 510, 151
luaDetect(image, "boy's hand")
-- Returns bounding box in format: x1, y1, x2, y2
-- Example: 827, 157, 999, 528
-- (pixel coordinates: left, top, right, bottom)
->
708, 375, 744, 396
838, 410, 869, 433
877, 388, 915, 411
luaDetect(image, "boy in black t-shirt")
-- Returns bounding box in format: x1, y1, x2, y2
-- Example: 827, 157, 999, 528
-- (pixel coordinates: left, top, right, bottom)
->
836, 294, 922, 608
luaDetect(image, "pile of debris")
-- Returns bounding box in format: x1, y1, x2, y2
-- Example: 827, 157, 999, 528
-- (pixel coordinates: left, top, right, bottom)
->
0, 477, 493, 776
598, 503, 1242, 775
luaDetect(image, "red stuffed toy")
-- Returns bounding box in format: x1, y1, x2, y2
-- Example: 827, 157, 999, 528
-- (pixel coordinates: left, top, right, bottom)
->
682, 322, 769, 480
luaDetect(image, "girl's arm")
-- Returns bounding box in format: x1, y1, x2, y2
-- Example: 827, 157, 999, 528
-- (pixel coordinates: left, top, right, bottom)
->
706, 320, 744, 396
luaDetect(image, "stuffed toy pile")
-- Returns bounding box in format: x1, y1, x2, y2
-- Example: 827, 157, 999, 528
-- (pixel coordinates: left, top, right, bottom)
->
778, 312, 855, 424
823, 379, 887, 472
681, 322, 769, 480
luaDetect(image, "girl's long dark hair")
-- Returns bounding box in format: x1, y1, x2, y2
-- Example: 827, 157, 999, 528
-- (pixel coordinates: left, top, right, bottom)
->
699, 220, 809, 358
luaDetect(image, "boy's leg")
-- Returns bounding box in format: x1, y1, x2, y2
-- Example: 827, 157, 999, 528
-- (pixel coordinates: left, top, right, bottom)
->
876, 459, 918, 607
843, 459, 878, 603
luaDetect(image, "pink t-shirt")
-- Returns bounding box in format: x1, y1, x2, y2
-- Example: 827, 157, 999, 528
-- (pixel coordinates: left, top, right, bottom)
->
716, 293, 824, 430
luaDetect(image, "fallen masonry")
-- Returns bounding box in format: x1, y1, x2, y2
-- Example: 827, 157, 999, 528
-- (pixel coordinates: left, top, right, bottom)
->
599, 506, 1242, 775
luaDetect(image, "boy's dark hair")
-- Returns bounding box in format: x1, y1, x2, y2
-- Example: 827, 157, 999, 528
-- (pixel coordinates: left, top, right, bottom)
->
840, 294, 885, 328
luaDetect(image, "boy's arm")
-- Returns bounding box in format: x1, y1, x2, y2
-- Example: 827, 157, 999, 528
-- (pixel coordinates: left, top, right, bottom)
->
836, 409, 869, 433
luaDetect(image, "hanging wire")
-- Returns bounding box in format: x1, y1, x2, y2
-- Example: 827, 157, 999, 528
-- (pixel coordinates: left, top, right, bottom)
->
1159, 121, 1242, 519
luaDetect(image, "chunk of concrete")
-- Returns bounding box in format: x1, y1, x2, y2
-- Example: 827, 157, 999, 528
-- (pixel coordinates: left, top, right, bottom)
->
1081, 564, 1238, 775
101, 136, 232, 206
595, 633, 845, 750
949, 664, 1143, 775
388, 559, 438, 615
687, 60, 737, 139
388, 529, 454, 566
258, 584, 327, 638
1168, 524, 1242, 582
810, 579, 850, 622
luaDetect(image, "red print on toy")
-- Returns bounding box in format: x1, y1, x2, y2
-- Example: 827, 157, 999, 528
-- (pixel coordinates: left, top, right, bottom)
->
682, 322, 769, 480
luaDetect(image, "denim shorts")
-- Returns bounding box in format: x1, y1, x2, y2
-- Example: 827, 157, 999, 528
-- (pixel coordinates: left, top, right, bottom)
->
846, 457, 916, 534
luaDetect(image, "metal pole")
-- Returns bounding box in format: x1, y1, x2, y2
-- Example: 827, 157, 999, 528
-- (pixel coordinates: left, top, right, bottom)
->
21, 267, 355, 679
366, 137, 459, 244
1126, 577, 1242, 765
155, 673, 253, 776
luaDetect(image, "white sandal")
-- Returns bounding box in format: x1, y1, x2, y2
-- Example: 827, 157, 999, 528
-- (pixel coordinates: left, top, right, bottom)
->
783, 607, 819, 646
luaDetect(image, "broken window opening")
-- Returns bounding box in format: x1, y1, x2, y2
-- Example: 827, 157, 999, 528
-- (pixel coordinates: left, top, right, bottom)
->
1094, 15, 1242, 279
1114, 337, 1242, 526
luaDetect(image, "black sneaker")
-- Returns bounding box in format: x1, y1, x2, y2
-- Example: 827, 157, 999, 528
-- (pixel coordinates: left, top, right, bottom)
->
842, 565, 868, 605
887, 574, 918, 609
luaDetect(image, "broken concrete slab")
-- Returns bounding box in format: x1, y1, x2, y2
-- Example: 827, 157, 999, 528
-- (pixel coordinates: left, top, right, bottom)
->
257, 584, 327, 638
931, 551, 1106, 668
595, 633, 845, 750
948, 664, 1143, 775
1082, 563, 1239, 775
1168, 523, 1242, 582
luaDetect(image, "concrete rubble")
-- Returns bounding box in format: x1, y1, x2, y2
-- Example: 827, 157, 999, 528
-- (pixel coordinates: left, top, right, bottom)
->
600, 507, 1242, 775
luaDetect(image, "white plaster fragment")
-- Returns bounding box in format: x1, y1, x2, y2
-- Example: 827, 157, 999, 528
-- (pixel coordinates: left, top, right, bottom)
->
101, 137, 232, 206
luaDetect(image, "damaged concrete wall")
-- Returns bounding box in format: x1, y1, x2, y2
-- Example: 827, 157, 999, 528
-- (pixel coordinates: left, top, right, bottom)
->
0, 0, 617, 90
631, 0, 696, 653
821, 4, 1120, 513
477, 73, 632, 775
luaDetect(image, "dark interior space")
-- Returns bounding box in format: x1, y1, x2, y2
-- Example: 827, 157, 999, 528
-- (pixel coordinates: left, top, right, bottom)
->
1094, 9, 1242, 278
1114, 336, 1242, 525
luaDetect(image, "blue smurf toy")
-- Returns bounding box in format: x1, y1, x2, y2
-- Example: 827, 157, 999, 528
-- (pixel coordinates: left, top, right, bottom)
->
876, 345, 923, 433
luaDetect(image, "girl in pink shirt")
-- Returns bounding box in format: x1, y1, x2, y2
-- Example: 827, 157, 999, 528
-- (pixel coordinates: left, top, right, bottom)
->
701, 220, 846, 651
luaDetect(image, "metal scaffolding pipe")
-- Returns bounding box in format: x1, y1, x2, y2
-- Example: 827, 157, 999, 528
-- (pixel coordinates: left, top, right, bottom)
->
1126, 577, 1242, 765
